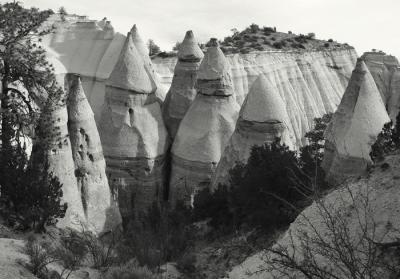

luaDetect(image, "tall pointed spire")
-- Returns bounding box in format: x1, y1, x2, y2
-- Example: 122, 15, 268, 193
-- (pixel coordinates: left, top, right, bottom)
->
162, 30, 204, 139
177, 30, 204, 62
169, 39, 239, 206
99, 33, 168, 226
107, 33, 156, 93
197, 38, 233, 96
211, 75, 294, 189
66, 74, 121, 233
322, 58, 390, 184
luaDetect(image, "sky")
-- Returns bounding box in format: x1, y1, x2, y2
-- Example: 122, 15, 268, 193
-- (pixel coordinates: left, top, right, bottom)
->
9, 0, 400, 59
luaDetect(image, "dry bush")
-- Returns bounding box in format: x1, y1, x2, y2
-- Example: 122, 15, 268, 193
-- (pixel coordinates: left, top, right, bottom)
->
256, 183, 400, 279
102, 259, 161, 279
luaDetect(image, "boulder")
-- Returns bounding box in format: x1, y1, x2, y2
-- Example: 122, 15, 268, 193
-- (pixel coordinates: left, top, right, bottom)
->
162, 30, 204, 139
98, 33, 168, 225
169, 39, 239, 206
210, 75, 294, 189
66, 73, 122, 233
322, 58, 390, 185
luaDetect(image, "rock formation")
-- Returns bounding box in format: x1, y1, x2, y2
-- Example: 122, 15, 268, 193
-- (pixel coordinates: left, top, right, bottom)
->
210, 75, 294, 189
322, 58, 390, 185
153, 48, 358, 146
362, 52, 400, 122
98, 33, 168, 225
162, 30, 204, 139
31, 90, 86, 230
169, 39, 240, 205
229, 154, 400, 279
66, 74, 121, 233
130, 24, 168, 103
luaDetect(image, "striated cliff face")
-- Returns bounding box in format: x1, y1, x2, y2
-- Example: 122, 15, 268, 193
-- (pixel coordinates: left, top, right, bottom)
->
153, 48, 358, 147
362, 52, 400, 122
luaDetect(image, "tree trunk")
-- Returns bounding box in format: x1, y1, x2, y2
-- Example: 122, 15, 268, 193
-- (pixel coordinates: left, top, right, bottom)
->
1, 61, 12, 158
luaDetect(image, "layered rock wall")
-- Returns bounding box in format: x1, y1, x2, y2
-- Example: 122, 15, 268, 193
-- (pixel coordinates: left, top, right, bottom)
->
153, 48, 358, 146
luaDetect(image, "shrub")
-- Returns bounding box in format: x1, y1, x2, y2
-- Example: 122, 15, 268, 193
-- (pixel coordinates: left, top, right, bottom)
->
249, 23, 260, 33
273, 41, 286, 49
328, 38, 334, 42
324, 42, 330, 47
370, 112, 400, 162
240, 48, 251, 54
295, 34, 308, 44
25, 235, 55, 278
177, 252, 197, 274
194, 140, 312, 233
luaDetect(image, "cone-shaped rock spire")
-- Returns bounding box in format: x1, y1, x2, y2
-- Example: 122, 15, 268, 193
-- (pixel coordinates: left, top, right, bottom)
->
178, 30, 204, 62
31, 91, 86, 230
162, 30, 204, 139
107, 34, 156, 93
169, 40, 239, 206
211, 75, 294, 189
196, 39, 233, 96
322, 58, 390, 184
99, 33, 169, 225
66, 74, 122, 233
130, 24, 168, 102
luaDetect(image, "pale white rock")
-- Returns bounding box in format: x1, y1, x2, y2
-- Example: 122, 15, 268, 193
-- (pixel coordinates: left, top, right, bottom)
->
66, 74, 122, 233
130, 24, 168, 103
41, 16, 166, 122
229, 155, 400, 279
362, 52, 400, 122
98, 33, 168, 223
153, 48, 358, 146
211, 75, 294, 189
322, 58, 390, 184
31, 93, 86, 230
162, 30, 204, 139
169, 40, 239, 205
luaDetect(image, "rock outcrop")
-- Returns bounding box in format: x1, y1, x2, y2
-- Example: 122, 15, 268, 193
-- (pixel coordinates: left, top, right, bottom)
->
31, 91, 86, 230
210, 75, 294, 189
322, 58, 390, 184
162, 30, 204, 139
229, 155, 400, 279
362, 52, 400, 121
169, 39, 240, 205
98, 33, 168, 225
66, 74, 121, 233
153, 48, 358, 147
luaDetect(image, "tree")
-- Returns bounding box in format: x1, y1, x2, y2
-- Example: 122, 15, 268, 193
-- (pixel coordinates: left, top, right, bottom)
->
147, 39, 160, 56
0, 2, 58, 167
172, 41, 181, 52
0, 2, 67, 231
58, 6, 67, 21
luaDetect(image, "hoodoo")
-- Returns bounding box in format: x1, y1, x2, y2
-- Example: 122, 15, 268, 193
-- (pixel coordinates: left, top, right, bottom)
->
130, 24, 167, 102
211, 74, 294, 189
322, 58, 390, 184
98, 33, 168, 225
169, 39, 240, 205
66, 74, 121, 233
31, 91, 86, 230
162, 30, 204, 139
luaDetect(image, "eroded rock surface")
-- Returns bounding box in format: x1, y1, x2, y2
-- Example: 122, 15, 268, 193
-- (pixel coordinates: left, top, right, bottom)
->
98, 33, 168, 224
362, 52, 400, 121
322, 58, 390, 184
169, 39, 239, 205
162, 30, 204, 139
66, 74, 121, 233
153, 48, 358, 147
211, 75, 294, 189
31, 91, 86, 230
